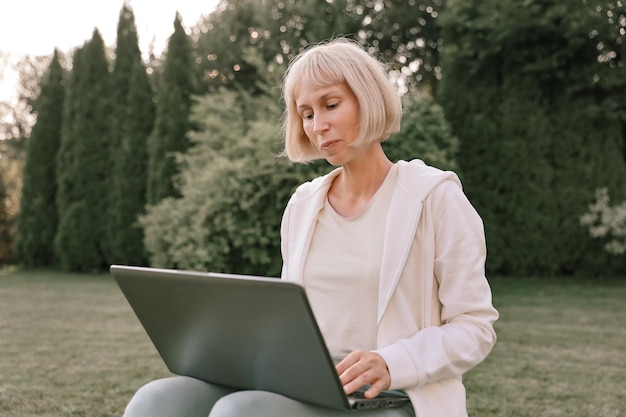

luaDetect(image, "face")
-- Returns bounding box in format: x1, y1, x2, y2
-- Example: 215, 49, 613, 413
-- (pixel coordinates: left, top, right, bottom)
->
295, 82, 360, 166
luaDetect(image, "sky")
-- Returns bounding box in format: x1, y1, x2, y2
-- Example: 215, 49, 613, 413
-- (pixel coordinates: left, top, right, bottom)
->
0, 0, 220, 102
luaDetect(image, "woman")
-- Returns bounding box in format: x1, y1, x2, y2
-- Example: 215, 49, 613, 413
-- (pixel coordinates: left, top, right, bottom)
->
122, 38, 498, 417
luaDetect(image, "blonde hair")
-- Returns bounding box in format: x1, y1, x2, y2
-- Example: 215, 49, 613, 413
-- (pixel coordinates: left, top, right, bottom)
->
282, 38, 402, 163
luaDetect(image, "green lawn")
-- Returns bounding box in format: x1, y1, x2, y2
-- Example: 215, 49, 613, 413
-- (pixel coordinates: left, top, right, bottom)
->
1, 268, 625, 417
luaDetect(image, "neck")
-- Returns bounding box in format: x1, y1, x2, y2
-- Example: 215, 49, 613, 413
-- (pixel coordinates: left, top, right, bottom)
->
333, 143, 393, 199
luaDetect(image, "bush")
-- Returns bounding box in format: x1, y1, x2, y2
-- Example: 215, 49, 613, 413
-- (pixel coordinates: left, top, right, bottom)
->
580, 188, 626, 256
385, 92, 460, 173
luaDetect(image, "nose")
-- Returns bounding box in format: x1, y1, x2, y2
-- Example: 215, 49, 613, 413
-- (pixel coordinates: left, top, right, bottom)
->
312, 113, 329, 135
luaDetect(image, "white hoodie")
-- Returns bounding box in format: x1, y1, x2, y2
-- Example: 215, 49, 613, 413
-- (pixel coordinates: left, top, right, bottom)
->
281, 159, 498, 417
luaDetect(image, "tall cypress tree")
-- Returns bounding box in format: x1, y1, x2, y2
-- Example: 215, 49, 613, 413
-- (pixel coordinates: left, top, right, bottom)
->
55, 30, 112, 271
14, 50, 66, 267
106, 4, 155, 265
147, 13, 196, 205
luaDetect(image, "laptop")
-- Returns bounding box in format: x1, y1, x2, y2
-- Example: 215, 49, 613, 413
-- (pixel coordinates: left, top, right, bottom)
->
110, 265, 411, 411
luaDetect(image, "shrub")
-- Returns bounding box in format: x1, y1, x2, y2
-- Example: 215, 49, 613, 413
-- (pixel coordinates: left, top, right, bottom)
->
580, 188, 626, 256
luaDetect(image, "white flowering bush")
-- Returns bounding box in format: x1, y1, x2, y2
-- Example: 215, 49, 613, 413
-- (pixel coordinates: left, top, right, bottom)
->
580, 188, 626, 255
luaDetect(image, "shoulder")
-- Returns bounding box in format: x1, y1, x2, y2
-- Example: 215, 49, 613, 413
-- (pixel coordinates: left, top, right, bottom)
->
395, 159, 462, 201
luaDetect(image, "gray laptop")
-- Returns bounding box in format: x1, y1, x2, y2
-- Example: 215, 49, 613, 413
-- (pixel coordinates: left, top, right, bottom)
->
110, 265, 411, 411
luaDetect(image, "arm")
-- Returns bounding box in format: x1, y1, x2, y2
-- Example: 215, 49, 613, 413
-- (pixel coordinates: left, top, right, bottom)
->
375, 181, 498, 389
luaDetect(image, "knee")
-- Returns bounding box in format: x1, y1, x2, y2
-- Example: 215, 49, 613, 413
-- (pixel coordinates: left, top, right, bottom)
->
209, 391, 322, 417
210, 391, 290, 417
123, 378, 171, 416
123, 376, 214, 417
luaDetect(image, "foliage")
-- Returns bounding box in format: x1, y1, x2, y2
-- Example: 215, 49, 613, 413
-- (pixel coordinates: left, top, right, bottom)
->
0, 139, 23, 265
384, 92, 459, 172
140, 86, 327, 276
0, 54, 52, 143
193, 0, 444, 94
105, 4, 155, 266
353, 0, 444, 92
438, 0, 626, 276
0, 53, 55, 264
0, 177, 10, 263
580, 188, 626, 256
14, 51, 66, 267
146, 14, 197, 205
54, 202, 104, 272
55, 31, 112, 271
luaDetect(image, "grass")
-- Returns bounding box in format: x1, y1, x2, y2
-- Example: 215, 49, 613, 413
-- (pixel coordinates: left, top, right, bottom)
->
1, 268, 625, 417
0, 268, 169, 417
465, 277, 626, 417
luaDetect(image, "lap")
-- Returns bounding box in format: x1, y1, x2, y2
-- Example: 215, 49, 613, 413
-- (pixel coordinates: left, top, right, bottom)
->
123, 376, 414, 417
210, 390, 415, 417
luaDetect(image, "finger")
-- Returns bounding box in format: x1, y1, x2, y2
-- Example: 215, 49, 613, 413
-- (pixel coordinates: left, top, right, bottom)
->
335, 350, 361, 375
337, 350, 371, 385
342, 366, 387, 396
364, 379, 388, 398
337, 352, 391, 395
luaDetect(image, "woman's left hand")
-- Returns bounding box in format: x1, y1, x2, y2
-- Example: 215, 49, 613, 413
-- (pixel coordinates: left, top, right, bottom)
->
335, 350, 391, 398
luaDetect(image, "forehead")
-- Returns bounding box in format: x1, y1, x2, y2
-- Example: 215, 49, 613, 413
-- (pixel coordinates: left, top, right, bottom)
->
294, 82, 352, 107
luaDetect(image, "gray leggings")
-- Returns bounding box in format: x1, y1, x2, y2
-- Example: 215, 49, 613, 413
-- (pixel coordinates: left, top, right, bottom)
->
123, 376, 415, 417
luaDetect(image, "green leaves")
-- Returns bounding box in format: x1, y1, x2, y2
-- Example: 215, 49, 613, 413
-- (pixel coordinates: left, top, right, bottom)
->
54, 31, 111, 271
385, 92, 459, 172
439, 0, 626, 276
14, 52, 65, 267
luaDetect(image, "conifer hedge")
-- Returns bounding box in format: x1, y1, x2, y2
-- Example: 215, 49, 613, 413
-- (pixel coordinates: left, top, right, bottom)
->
146, 14, 196, 205
55, 31, 111, 271
438, 0, 626, 275
106, 5, 155, 266
15, 51, 65, 267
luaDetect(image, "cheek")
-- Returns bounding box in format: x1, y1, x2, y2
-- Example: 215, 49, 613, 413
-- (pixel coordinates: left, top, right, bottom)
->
302, 123, 315, 140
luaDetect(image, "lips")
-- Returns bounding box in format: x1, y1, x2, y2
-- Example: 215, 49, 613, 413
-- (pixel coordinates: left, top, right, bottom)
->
320, 140, 339, 152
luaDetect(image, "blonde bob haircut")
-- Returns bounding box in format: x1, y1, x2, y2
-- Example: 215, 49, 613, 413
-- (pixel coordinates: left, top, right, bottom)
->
282, 38, 402, 163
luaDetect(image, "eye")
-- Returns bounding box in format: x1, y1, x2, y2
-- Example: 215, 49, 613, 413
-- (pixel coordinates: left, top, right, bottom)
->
301, 111, 313, 121
327, 102, 338, 110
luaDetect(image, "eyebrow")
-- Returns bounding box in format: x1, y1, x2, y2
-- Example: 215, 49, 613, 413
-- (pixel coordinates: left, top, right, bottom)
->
296, 91, 341, 112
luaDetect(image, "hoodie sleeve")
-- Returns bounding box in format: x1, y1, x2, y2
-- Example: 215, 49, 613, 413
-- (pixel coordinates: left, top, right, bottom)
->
375, 180, 498, 389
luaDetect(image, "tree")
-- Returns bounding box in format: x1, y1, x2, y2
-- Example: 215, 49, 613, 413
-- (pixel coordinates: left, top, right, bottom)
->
14, 50, 66, 267
106, 3, 155, 266
193, 0, 445, 94
384, 92, 459, 172
351, 0, 445, 93
146, 13, 196, 205
1, 52, 57, 265
0, 54, 51, 143
438, 0, 626, 275
0, 135, 24, 265
55, 30, 112, 271
194, 0, 361, 93
0, 170, 11, 263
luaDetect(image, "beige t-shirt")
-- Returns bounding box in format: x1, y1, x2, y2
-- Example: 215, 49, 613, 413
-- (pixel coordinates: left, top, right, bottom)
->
303, 165, 398, 363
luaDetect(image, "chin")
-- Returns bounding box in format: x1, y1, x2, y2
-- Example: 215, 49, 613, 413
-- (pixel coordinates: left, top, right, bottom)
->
324, 155, 346, 167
